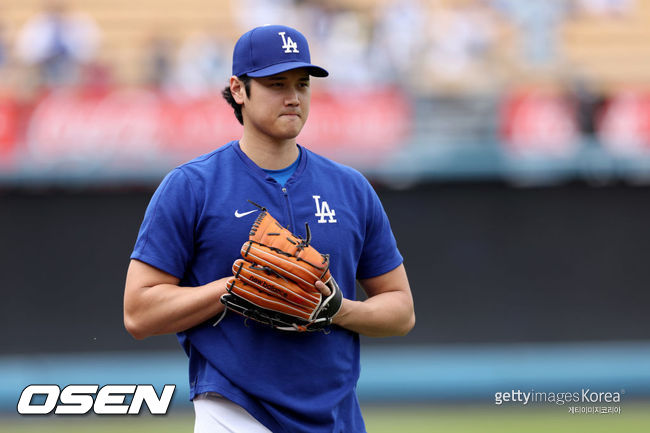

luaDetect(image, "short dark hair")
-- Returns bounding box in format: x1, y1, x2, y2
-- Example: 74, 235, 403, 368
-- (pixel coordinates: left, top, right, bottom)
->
222, 75, 251, 125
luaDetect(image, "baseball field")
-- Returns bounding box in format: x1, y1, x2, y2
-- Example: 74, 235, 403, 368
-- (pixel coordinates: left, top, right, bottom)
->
3, 403, 649, 433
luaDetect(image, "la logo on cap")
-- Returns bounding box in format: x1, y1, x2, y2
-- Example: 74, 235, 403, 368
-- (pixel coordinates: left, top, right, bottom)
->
279, 32, 299, 53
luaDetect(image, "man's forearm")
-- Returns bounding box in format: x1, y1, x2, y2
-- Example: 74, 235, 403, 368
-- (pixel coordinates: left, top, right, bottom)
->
332, 291, 415, 337
124, 278, 228, 339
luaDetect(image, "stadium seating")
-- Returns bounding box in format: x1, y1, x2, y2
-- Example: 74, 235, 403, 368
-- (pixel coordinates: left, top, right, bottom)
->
3, 0, 650, 91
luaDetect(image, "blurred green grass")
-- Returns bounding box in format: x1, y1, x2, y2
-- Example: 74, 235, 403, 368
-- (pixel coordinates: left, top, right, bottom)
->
2, 403, 649, 433
363, 403, 650, 433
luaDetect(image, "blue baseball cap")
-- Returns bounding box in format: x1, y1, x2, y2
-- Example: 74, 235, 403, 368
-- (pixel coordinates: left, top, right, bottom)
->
232, 25, 328, 78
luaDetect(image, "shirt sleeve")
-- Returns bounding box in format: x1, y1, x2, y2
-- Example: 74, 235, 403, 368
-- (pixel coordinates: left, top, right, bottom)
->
130, 168, 197, 279
356, 179, 403, 280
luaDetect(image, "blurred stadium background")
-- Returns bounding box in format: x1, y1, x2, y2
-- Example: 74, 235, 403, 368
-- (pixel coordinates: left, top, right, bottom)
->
2, 0, 650, 431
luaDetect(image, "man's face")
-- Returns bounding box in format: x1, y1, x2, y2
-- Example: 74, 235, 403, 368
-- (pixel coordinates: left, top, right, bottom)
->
240, 68, 311, 141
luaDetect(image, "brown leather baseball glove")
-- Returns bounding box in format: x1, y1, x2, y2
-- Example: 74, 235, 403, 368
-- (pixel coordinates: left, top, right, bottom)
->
219, 203, 342, 332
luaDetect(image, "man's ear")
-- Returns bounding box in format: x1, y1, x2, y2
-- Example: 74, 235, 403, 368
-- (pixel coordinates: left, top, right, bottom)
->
230, 76, 247, 105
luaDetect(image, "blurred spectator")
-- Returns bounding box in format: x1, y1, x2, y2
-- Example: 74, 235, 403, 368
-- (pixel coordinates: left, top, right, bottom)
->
0, 22, 6, 70
293, 0, 335, 41
172, 32, 229, 97
143, 32, 174, 90
370, 0, 427, 85
231, 0, 299, 31
291, 0, 336, 66
319, 6, 375, 88
493, 0, 571, 69
575, 0, 633, 17
423, 0, 499, 92
15, 1, 100, 88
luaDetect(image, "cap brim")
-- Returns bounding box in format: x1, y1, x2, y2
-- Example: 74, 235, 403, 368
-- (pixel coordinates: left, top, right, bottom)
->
246, 61, 329, 78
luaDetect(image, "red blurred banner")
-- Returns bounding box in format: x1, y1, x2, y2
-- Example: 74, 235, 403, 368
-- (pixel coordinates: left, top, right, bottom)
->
0, 97, 18, 160
300, 88, 411, 164
2, 87, 410, 172
597, 91, 650, 156
500, 88, 579, 158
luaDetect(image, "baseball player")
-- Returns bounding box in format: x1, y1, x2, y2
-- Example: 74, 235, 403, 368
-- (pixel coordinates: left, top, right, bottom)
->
124, 24, 415, 433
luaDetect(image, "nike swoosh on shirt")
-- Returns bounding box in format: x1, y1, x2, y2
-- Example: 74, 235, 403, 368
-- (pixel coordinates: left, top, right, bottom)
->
234, 209, 258, 218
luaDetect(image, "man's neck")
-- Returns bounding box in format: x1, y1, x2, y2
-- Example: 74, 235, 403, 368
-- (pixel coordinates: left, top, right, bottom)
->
239, 134, 300, 170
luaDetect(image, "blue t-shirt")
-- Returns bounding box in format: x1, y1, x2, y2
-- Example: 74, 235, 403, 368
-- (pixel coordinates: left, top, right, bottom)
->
262, 147, 301, 186
131, 141, 402, 433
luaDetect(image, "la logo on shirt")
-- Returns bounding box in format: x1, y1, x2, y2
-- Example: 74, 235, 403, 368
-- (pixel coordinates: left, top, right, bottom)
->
313, 195, 336, 223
